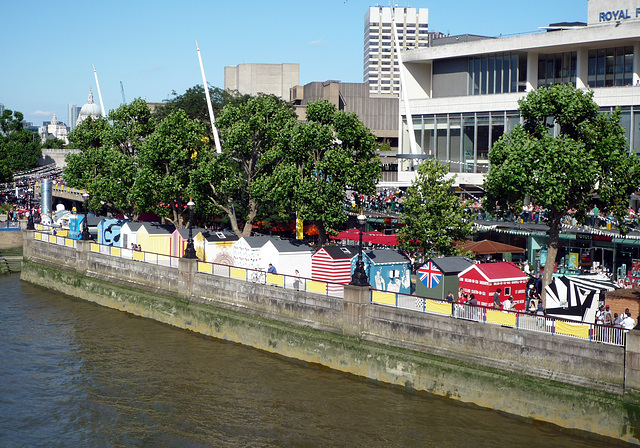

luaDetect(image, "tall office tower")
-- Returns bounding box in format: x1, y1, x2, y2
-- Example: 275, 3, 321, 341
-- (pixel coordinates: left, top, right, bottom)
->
0, 103, 4, 116
68, 104, 80, 132
364, 6, 430, 96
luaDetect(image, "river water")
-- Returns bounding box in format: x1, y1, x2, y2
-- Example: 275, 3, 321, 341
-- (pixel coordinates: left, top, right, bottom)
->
0, 274, 617, 447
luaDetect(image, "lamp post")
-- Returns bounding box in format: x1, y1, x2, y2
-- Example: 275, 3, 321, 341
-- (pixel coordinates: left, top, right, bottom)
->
81, 192, 91, 240
183, 201, 197, 259
26, 187, 35, 230
350, 213, 369, 286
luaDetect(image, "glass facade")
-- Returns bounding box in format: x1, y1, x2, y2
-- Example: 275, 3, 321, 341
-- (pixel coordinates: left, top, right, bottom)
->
401, 111, 521, 173
588, 46, 633, 87
468, 53, 526, 95
401, 107, 640, 173
537, 52, 577, 88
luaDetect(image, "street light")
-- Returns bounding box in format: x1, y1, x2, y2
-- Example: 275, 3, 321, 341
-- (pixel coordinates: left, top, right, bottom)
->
183, 201, 197, 259
26, 187, 35, 230
350, 213, 369, 286
81, 192, 91, 240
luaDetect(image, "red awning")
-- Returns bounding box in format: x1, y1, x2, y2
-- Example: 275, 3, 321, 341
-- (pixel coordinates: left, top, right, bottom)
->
331, 228, 398, 246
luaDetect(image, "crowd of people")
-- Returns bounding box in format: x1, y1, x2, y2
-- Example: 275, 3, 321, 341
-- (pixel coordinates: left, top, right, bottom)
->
595, 304, 637, 330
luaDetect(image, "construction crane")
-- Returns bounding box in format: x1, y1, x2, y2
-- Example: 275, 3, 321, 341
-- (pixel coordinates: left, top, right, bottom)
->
120, 81, 126, 104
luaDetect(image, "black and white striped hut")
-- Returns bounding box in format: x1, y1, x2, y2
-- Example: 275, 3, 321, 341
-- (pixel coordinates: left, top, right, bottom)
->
544, 275, 618, 323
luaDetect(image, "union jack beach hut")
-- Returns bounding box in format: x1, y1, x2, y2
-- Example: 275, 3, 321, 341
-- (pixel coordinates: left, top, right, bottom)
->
458, 262, 528, 311
416, 257, 474, 300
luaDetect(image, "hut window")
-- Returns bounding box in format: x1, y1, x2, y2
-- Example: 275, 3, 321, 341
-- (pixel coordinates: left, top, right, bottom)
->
504, 287, 511, 296
340, 248, 352, 254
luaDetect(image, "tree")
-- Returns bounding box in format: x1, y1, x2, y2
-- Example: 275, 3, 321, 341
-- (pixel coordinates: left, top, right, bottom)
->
397, 159, 473, 256
484, 84, 640, 306
134, 109, 209, 228
155, 85, 250, 137
270, 100, 381, 246
65, 100, 156, 219
0, 108, 41, 178
191, 94, 297, 236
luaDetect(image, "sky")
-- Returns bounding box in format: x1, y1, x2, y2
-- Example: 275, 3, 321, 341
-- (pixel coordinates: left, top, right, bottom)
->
1, 0, 587, 126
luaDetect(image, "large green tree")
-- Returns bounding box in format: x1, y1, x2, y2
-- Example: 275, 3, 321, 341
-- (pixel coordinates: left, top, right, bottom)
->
65, 99, 156, 218
191, 94, 297, 236
0, 109, 41, 181
397, 159, 473, 256
270, 100, 381, 246
484, 84, 640, 306
134, 109, 209, 228
155, 85, 250, 137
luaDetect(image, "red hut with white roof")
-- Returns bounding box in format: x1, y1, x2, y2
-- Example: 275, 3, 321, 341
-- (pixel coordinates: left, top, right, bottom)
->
458, 262, 528, 311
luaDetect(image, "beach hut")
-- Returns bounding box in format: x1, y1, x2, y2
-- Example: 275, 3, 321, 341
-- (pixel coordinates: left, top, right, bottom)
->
97, 218, 130, 247
203, 231, 239, 265
170, 227, 209, 259
136, 223, 174, 255
458, 262, 528, 311
363, 249, 411, 294
68, 215, 101, 240
261, 238, 314, 278
233, 236, 280, 271
121, 222, 144, 250
312, 245, 358, 293
545, 275, 617, 322
416, 256, 474, 300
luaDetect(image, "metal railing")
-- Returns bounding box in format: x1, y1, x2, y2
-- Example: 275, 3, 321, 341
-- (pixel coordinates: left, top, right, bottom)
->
371, 289, 627, 347
32, 227, 345, 298
30, 228, 627, 345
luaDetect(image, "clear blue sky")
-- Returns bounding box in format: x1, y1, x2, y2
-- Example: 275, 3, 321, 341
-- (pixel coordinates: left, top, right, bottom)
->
1, 0, 587, 126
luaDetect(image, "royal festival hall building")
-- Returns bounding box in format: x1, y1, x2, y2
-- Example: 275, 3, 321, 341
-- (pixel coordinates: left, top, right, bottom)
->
397, 0, 640, 188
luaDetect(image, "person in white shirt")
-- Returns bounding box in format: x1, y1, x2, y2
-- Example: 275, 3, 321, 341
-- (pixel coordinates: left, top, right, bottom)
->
502, 296, 513, 312
621, 313, 636, 331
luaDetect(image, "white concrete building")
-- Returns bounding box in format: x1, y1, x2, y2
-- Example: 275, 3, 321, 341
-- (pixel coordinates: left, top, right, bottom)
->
38, 112, 69, 144
224, 63, 299, 100
397, 0, 640, 188
364, 6, 431, 96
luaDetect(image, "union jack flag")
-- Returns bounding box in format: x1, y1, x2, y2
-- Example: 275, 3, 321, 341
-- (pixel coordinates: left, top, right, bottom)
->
418, 261, 442, 288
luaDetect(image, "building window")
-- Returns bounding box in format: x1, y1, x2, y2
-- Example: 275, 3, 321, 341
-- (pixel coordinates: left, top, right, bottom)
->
468, 53, 526, 95
537, 52, 577, 88
588, 46, 633, 87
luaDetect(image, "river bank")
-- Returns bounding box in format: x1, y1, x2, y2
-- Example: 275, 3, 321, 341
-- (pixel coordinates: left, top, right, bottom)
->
20, 231, 640, 445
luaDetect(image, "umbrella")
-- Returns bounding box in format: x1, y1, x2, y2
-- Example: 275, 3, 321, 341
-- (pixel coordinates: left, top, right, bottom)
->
461, 239, 525, 255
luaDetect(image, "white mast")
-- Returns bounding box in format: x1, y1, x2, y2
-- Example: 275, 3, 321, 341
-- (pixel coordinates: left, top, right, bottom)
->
391, 5, 419, 159
92, 63, 106, 117
195, 39, 222, 154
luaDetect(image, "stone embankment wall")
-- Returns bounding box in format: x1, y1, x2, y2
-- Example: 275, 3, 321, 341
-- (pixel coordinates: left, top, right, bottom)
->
19, 231, 640, 444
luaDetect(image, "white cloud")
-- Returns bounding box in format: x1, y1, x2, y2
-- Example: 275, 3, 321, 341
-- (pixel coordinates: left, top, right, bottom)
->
33, 110, 52, 116
309, 39, 322, 45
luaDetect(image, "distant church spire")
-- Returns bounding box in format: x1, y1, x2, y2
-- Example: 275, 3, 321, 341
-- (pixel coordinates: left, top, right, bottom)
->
87, 87, 94, 104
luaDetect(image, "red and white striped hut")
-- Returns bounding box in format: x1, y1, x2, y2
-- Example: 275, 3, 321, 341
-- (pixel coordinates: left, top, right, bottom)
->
312, 245, 359, 293
458, 262, 528, 311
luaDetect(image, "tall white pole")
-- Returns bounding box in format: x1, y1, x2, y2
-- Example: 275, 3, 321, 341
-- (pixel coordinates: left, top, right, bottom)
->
391, 7, 419, 158
92, 63, 106, 118
195, 39, 222, 154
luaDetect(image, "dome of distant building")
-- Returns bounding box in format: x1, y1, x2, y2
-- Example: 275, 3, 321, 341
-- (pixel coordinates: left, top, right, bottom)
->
76, 87, 101, 126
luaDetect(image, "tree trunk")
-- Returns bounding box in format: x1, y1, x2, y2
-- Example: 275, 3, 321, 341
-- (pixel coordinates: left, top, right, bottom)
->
313, 220, 327, 247
542, 213, 563, 310
241, 198, 258, 237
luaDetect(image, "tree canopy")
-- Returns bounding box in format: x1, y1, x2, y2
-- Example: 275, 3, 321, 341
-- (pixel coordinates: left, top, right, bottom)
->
397, 159, 473, 256
484, 84, 640, 304
270, 100, 381, 246
0, 108, 41, 181
191, 94, 296, 236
